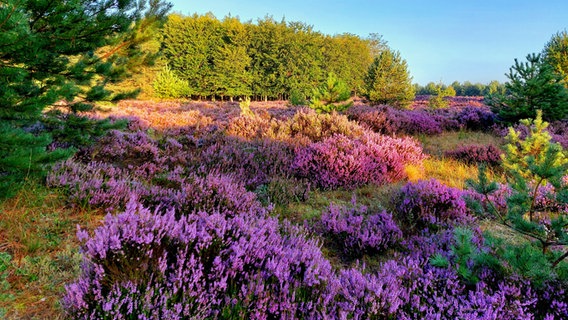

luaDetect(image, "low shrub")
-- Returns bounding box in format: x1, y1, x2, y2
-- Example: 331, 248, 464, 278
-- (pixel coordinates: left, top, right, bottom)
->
293, 133, 425, 189
62, 201, 336, 319
319, 202, 402, 257
455, 106, 496, 130
394, 179, 470, 232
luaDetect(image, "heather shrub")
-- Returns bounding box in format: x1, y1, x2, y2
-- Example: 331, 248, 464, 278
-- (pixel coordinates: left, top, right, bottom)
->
319, 202, 402, 257
293, 133, 425, 189
331, 267, 404, 318
198, 137, 296, 189
63, 200, 336, 319
346, 105, 447, 136
287, 108, 365, 144
146, 174, 269, 219
90, 130, 161, 167
456, 106, 496, 130
333, 256, 537, 319
47, 159, 143, 211
225, 115, 276, 139
445, 144, 502, 166
395, 179, 470, 232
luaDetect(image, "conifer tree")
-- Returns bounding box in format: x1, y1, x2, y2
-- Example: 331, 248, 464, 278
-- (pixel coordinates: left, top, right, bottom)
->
467, 111, 568, 275
309, 73, 353, 113
487, 53, 568, 123
0, 0, 171, 198
364, 49, 415, 108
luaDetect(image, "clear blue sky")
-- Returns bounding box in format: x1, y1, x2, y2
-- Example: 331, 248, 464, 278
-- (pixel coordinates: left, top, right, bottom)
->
169, 1, 568, 85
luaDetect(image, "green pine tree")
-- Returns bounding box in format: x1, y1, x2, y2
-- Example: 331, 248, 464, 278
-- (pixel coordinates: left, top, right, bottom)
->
467, 111, 568, 278
0, 0, 171, 198
364, 48, 415, 108
487, 53, 568, 123
543, 30, 568, 85
309, 73, 353, 113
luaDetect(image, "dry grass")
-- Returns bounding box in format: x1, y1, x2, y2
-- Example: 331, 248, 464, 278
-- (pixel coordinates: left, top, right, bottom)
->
0, 180, 104, 319
421, 157, 504, 189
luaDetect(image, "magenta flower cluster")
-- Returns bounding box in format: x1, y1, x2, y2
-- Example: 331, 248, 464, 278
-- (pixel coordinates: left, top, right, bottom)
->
293, 133, 425, 189
347, 104, 495, 136
63, 199, 336, 319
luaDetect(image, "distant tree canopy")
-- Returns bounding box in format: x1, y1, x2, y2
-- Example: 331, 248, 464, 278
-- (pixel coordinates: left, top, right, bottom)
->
158, 13, 384, 101
414, 81, 506, 96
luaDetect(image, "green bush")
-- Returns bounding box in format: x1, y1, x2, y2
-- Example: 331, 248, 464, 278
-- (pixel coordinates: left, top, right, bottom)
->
309, 73, 353, 113
152, 65, 191, 99
365, 49, 415, 108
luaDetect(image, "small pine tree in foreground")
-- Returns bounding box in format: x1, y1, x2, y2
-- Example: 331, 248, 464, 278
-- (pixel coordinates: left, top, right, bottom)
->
467, 111, 568, 276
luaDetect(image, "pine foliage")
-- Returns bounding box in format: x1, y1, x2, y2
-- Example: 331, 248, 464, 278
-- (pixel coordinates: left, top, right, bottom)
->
364, 49, 415, 108
0, 0, 171, 198
467, 111, 568, 279
487, 53, 568, 123
309, 73, 353, 113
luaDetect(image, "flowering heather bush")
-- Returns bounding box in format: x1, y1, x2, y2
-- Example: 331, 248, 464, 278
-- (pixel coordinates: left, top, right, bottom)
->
91, 130, 161, 168
225, 115, 282, 140
293, 133, 425, 189
346, 104, 466, 136
49, 156, 268, 217
456, 106, 496, 130
445, 144, 502, 166
331, 256, 542, 319
319, 202, 402, 257
63, 200, 336, 319
395, 179, 470, 232
413, 95, 487, 109
47, 159, 144, 211
198, 137, 296, 188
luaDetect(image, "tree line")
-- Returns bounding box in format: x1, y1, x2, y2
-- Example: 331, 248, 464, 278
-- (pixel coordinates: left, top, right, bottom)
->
152, 13, 411, 102
414, 80, 507, 97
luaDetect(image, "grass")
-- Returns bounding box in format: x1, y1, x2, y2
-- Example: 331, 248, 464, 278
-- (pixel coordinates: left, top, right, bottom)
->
0, 179, 104, 319
417, 130, 505, 157
422, 157, 504, 189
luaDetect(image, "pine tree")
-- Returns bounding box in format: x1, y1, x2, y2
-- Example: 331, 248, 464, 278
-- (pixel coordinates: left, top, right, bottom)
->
364, 49, 415, 108
487, 53, 568, 123
467, 111, 568, 276
0, 0, 171, 198
309, 73, 353, 113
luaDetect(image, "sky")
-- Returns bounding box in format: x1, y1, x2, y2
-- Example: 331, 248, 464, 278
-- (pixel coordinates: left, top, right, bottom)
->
168, 1, 568, 85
